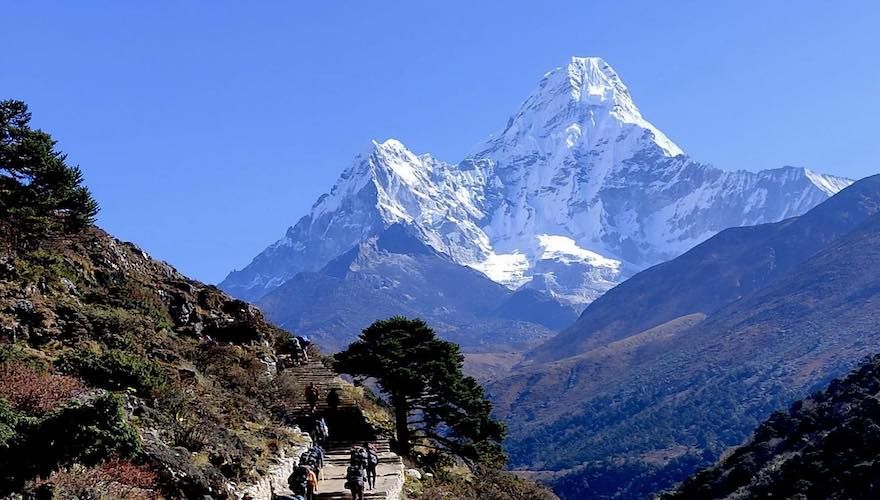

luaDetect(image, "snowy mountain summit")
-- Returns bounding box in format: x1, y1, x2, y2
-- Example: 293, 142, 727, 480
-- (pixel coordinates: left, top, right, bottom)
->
222, 56, 851, 311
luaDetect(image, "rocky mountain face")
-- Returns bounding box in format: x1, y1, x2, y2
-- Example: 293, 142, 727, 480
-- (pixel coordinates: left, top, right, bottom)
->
488, 176, 880, 498
221, 57, 849, 325
255, 224, 564, 352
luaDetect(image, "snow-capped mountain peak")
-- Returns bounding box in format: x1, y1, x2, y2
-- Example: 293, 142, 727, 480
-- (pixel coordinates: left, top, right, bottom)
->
481, 56, 682, 159
563, 56, 642, 122
221, 56, 851, 312
804, 167, 853, 196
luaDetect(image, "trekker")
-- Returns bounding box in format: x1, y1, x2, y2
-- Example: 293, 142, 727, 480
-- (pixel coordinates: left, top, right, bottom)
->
298, 335, 312, 361
306, 466, 318, 500
319, 417, 330, 446
289, 336, 304, 364
350, 445, 368, 470
326, 387, 340, 414
311, 445, 325, 480
344, 465, 366, 500
364, 442, 378, 490
305, 382, 320, 414
313, 418, 330, 446
288, 465, 310, 498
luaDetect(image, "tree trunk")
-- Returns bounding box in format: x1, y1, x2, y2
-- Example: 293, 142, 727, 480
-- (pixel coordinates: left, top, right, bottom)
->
393, 397, 411, 455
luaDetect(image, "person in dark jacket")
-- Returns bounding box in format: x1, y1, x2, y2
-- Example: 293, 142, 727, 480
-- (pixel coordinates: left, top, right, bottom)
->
345, 465, 366, 500
326, 387, 341, 414
364, 442, 378, 490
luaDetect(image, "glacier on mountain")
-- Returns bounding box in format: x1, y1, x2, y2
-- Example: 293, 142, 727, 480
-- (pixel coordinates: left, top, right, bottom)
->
221, 56, 852, 310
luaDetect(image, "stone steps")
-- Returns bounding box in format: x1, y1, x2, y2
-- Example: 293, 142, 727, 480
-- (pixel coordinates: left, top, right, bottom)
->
266, 362, 404, 500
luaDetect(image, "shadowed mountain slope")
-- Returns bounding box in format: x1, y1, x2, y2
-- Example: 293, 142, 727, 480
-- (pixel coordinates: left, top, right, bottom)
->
527, 174, 880, 364
256, 224, 560, 353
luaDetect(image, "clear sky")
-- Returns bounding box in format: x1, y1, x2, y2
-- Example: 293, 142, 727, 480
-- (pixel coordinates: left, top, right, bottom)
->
3, 1, 878, 283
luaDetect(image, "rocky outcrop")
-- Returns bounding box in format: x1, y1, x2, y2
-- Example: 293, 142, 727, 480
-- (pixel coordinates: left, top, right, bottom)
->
235, 429, 311, 500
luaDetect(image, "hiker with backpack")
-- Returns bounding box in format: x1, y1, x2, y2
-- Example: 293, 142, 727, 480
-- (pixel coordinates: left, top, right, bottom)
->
298, 335, 312, 361
350, 445, 368, 470
289, 336, 305, 365
314, 417, 329, 447
326, 387, 340, 414
288, 464, 310, 498
309, 445, 325, 481
364, 442, 379, 490
344, 464, 366, 500
305, 382, 320, 414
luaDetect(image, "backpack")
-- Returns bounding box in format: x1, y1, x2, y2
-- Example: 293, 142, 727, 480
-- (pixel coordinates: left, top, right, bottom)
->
311, 446, 324, 466
350, 448, 367, 468
306, 386, 319, 400
345, 465, 364, 488
301, 451, 318, 469
288, 465, 309, 494
318, 418, 329, 437
368, 449, 379, 466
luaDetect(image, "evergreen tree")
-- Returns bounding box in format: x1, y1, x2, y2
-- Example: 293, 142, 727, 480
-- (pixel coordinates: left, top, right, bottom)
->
0, 99, 98, 249
334, 316, 507, 467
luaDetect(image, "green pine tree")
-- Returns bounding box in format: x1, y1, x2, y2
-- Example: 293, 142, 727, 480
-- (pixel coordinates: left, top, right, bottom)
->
334, 316, 507, 468
0, 99, 99, 249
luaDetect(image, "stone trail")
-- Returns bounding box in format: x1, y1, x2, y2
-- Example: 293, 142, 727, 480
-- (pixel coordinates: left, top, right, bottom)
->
270, 361, 404, 500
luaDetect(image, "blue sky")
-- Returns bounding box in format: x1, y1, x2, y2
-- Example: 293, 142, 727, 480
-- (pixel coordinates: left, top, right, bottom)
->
3, 1, 878, 283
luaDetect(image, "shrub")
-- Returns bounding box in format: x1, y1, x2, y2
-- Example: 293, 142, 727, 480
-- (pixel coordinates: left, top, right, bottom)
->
57, 348, 167, 397
0, 362, 84, 414
94, 458, 158, 489
415, 466, 558, 499
0, 344, 46, 367
0, 399, 26, 447
0, 393, 140, 494
123, 284, 174, 331
30, 460, 158, 499
81, 305, 145, 348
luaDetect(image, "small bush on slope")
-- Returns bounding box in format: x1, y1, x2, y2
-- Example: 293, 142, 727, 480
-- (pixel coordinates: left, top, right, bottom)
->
57, 348, 167, 397
0, 361, 84, 414
0, 391, 140, 493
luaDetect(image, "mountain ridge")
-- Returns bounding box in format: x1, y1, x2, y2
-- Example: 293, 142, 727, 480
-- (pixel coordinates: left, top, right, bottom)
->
526, 174, 880, 363
254, 223, 560, 353
220, 56, 850, 350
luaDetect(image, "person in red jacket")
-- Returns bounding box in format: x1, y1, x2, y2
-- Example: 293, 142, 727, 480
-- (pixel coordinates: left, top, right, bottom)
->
305, 382, 320, 414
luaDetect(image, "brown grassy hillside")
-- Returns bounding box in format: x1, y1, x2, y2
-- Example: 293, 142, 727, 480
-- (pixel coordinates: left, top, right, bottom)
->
0, 226, 312, 498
